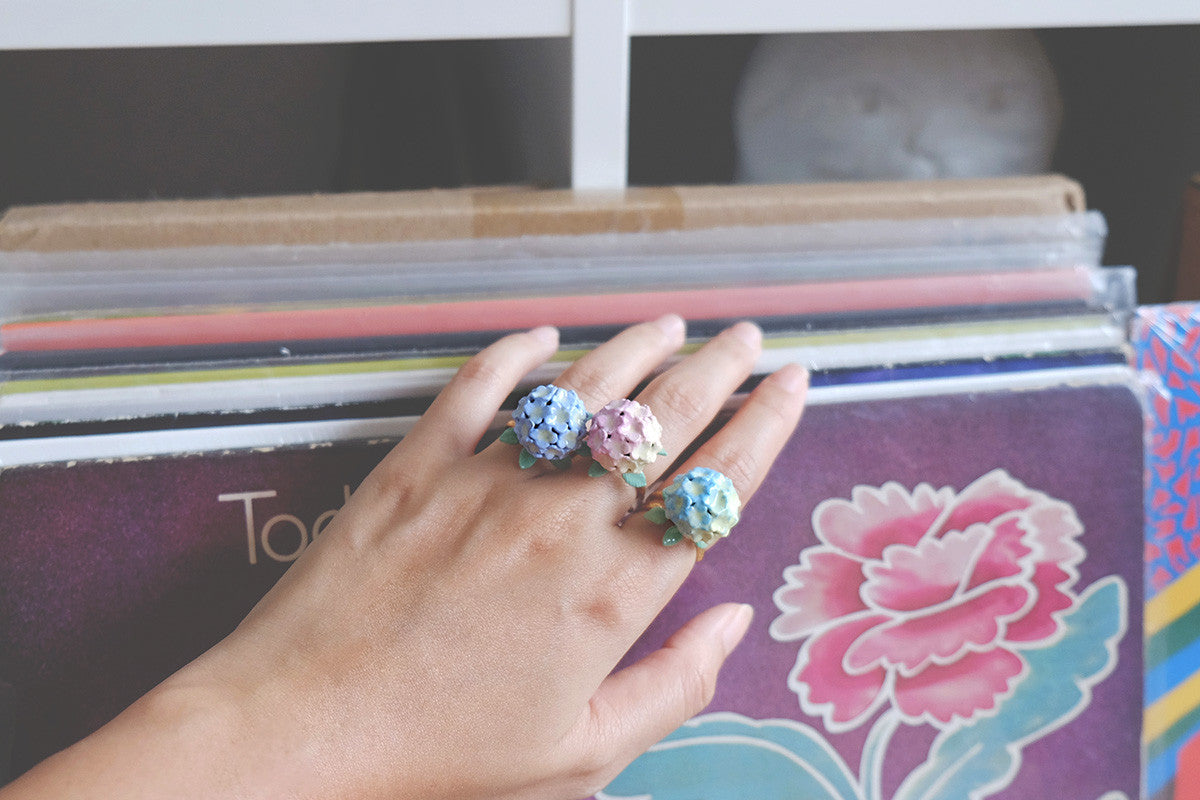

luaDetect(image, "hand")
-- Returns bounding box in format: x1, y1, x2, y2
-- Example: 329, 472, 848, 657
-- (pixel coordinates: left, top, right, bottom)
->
3, 316, 808, 800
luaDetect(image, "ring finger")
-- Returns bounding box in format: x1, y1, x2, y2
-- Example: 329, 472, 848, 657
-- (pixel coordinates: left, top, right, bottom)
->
635, 321, 763, 486
552, 314, 686, 411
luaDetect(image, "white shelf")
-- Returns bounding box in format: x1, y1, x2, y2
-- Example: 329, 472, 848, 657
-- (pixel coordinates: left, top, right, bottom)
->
0, 0, 570, 50
2, 0, 1198, 189
630, 0, 1200, 36
3, 0, 1196, 51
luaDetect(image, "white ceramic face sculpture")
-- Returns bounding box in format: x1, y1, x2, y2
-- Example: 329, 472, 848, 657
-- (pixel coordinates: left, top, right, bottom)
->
734, 30, 1063, 183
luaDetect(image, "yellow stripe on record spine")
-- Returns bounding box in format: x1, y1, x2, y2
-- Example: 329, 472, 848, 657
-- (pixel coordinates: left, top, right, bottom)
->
1146, 560, 1200, 636
1145, 667, 1200, 743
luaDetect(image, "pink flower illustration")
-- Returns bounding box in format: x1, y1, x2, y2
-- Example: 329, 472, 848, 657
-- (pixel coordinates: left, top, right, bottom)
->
770, 469, 1085, 731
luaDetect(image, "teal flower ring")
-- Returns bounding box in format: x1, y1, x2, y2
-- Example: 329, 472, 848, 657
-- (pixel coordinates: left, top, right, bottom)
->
505, 384, 591, 468
654, 467, 741, 551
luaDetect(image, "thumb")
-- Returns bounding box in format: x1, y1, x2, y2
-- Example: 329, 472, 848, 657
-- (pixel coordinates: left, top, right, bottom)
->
577, 602, 753, 785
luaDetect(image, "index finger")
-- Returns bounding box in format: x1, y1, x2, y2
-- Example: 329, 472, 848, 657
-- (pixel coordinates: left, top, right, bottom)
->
403, 326, 561, 458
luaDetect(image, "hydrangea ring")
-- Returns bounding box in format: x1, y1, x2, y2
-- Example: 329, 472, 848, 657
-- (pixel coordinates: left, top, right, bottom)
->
583, 398, 666, 490
585, 399, 664, 474
658, 467, 741, 550
509, 384, 590, 468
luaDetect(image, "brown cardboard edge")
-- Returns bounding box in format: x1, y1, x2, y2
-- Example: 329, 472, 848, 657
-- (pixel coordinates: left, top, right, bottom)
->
0, 175, 1086, 253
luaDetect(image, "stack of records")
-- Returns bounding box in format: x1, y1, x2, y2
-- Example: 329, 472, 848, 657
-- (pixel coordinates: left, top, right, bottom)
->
0, 183, 1143, 800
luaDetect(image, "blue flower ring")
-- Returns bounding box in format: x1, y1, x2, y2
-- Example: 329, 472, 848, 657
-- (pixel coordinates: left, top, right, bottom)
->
655, 467, 741, 551
505, 384, 591, 468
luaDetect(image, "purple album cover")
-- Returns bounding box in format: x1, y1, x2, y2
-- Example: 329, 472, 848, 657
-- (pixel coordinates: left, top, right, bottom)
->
600, 381, 1143, 800
0, 379, 1143, 799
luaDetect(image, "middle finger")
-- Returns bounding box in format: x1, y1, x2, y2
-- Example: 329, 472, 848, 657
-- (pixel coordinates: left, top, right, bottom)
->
552, 314, 686, 411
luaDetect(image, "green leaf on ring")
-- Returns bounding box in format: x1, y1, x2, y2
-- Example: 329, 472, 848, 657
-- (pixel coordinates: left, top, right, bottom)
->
518, 450, 537, 469
588, 460, 609, 478
644, 506, 668, 525
551, 457, 572, 471
658, 450, 668, 457
577, 443, 592, 460
498, 427, 519, 445
622, 472, 647, 488
662, 526, 683, 546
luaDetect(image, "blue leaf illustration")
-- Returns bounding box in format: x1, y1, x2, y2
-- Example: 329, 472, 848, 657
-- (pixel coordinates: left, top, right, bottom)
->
892, 576, 1127, 800
599, 712, 862, 800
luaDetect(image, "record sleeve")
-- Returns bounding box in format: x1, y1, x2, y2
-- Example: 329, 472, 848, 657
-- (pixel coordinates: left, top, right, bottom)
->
0, 365, 1143, 799
598, 370, 1143, 800
1133, 303, 1200, 800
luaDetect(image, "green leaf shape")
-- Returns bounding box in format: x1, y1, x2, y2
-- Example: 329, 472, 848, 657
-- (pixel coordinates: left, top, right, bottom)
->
551, 457, 572, 471
588, 461, 609, 478
644, 506, 668, 525
498, 428, 519, 445
622, 472, 647, 488
658, 450, 669, 457
518, 450, 536, 469
892, 576, 1128, 800
577, 443, 592, 460
662, 527, 682, 546
599, 712, 861, 800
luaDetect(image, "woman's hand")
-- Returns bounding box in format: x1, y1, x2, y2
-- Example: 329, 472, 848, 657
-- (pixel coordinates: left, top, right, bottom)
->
4, 315, 807, 800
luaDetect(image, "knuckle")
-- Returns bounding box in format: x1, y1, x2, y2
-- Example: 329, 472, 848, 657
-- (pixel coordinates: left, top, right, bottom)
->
580, 594, 625, 632
571, 736, 615, 785
567, 369, 620, 408
523, 529, 564, 560
361, 455, 422, 514
683, 661, 718, 713
452, 351, 509, 394
754, 383, 798, 429
653, 377, 709, 427
709, 446, 758, 494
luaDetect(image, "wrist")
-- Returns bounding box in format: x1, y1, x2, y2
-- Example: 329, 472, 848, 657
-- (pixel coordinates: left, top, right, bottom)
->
2, 669, 276, 800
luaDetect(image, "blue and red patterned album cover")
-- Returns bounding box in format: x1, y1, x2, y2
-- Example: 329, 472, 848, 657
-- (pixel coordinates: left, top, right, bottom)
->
1134, 303, 1200, 800
1, 374, 1143, 798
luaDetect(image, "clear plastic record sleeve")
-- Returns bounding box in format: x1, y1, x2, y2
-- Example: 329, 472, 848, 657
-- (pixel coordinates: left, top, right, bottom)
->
0, 309, 1131, 432
0, 212, 1106, 327
0, 262, 1134, 427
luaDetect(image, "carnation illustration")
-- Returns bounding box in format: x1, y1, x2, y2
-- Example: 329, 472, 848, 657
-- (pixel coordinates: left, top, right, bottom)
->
771, 469, 1086, 731
602, 468, 1129, 800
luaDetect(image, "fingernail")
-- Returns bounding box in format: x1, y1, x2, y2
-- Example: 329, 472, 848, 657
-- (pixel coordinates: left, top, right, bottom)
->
528, 326, 559, 346
774, 363, 810, 395
719, 603, 754, 654
654, 313, 685, 339
726, 321, 762, 350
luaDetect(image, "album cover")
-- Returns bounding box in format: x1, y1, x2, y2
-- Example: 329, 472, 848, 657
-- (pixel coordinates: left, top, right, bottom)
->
0, 370, 1143, 799
600, 376, 1143, 800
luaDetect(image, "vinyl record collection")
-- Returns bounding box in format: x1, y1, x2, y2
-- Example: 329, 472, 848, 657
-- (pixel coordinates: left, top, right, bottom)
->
0, 180, 1151, 799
